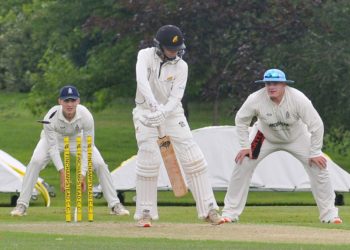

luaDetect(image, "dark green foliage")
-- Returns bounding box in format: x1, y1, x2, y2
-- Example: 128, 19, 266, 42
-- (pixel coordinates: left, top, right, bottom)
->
0, 0, 349, 130
324, 127, 350, 157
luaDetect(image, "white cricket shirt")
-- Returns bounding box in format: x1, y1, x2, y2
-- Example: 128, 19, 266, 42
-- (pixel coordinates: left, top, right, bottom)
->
235, 86, 324, 157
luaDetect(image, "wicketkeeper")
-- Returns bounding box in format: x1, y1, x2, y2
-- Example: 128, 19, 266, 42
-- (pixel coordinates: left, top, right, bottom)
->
222, 68, 342, 224
11, 85, 129, 217
133, 25, 224, 227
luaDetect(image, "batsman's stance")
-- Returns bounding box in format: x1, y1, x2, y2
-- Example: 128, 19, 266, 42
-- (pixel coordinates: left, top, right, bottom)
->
11, 85, 129, 217
132, 25, 224, 227
222, 69, 342, 224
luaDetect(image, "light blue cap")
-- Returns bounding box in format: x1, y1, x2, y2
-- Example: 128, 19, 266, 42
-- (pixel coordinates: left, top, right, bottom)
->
255, 69, 294, 84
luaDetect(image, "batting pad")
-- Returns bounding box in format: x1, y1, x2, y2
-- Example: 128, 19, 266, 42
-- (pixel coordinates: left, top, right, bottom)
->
135, 144, 161, 177
187, 170, 219, 219
173, 142, 218, 218
134, 175, 159, 220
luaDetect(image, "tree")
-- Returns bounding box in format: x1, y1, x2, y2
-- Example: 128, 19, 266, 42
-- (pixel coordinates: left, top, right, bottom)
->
112, 1, 315, 124
1, 0, 349, 131
261, 0, 350, 130
0, 0, 39, 91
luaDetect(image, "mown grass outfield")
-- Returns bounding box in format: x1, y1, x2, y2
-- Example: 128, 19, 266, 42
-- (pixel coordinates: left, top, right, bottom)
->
0, 93, 350, 249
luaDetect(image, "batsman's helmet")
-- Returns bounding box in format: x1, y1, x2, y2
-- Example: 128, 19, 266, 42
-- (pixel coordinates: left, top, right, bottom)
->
154, 25, 186, 58
255, 69, 294, 84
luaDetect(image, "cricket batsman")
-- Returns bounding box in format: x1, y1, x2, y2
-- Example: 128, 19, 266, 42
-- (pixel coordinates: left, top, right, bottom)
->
222, 69, 342, 224
11, 85, 129, 217
132, 25, 224, 227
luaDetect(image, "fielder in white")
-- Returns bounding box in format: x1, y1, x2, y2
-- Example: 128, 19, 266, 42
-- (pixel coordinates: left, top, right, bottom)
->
222, 69, 342, 224
133, 25, 224, 227
11, 85, 129, 217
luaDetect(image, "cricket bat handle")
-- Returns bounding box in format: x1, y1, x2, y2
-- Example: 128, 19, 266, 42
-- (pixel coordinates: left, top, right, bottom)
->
157, 125, 166, 138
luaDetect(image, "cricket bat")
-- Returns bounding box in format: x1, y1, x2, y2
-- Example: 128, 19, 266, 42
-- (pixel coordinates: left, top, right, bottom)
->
157, 125, 188, 197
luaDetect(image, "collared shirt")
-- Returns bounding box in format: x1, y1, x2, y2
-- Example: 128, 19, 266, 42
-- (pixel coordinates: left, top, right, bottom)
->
235, 86, 324, 157
135, 47, 188, 115
41, 104, 94, 173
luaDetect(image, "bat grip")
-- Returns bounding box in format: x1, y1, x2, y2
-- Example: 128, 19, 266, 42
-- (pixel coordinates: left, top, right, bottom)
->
157, 125, 166, 138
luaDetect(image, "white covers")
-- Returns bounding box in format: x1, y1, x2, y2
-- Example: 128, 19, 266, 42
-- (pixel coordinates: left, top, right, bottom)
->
0, 150, 51, 206
107, 126, 350, 192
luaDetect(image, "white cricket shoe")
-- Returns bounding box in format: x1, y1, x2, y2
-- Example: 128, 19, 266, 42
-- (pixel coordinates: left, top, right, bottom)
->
110, 203, 130, 216
206, 209, 225, 225
323, 217, 343, 224
223, 216, 239, 223
137, 209, 152, 227
331, 217, 343, 224
10, 204, 27, 216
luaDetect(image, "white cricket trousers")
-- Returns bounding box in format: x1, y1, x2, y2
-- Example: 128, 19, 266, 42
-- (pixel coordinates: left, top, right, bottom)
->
17, 136, 120, 208
222, 131, 339, 222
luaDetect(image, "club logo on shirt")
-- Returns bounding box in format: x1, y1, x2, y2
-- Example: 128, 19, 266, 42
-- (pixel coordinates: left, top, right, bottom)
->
75, 124, 80, 132
266, 113, 272, 116
166, 76, 174, 81
179, 121, 186, 127
286, 111, 290, 119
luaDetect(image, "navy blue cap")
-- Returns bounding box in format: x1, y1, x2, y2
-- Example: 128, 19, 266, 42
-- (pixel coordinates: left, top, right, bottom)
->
59, 85, 80, 100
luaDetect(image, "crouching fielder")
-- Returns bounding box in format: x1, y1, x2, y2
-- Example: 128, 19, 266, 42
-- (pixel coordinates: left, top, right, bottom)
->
222, 69, 342, 224
133, 25, 224, 227
11, 85, 129, 217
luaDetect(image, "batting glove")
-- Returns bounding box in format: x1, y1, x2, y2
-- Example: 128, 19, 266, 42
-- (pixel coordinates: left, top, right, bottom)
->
145, 110, 165, 127
138, 115, 155, 128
